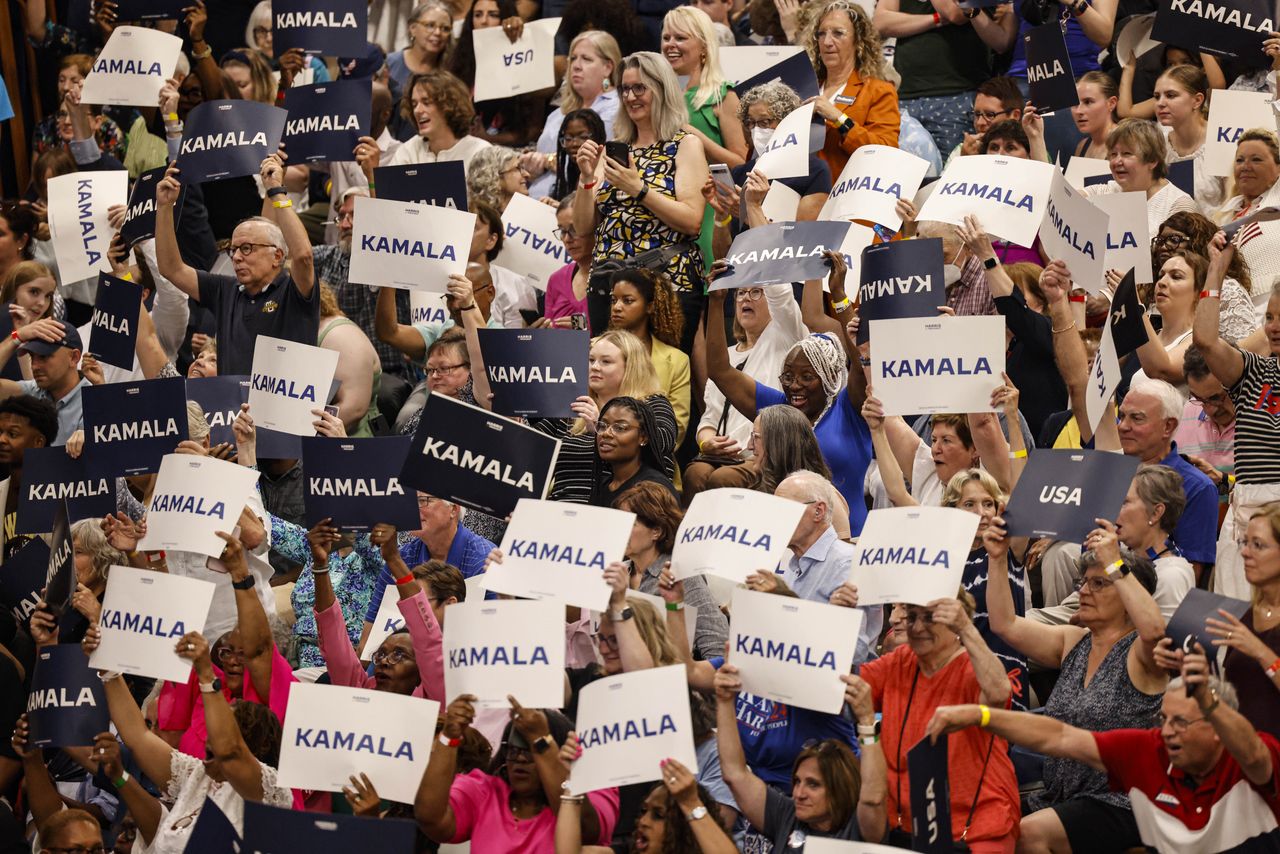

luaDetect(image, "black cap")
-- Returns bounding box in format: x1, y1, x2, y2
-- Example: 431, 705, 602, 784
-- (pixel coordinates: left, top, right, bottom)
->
18, 321, 83, 356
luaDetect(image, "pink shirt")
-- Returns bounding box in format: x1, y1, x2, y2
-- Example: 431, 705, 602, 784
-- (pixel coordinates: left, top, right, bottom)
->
543, 262, 589, 330
448, 769, 619, 850
314, 589, 445, 701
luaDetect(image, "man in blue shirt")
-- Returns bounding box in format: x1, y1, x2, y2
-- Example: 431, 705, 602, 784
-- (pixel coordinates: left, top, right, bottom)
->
0, 319, 89, 446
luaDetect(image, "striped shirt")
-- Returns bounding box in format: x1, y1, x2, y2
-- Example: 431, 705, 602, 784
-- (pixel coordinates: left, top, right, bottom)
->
1227, 351, 1280, 484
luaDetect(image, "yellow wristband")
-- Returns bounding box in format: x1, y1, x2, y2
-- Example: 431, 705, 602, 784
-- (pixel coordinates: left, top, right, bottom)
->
272, 199, 293, 209
166, 112, 179, 122
119, 272, 133, 282
979, 705, 991, 728
1009, 448, 1027, 459
714, 214, 732, 227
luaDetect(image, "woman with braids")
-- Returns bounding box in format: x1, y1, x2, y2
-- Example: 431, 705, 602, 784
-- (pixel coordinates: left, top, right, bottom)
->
591, 396, 677, 506
548, 110, 609, 202
607, 268, 690, 445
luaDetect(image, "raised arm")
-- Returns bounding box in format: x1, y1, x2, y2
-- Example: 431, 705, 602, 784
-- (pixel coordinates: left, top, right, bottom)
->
971, 3, 1018, 51
983, 518, 1075, 667
603, 563, 656, 672
1193, 235, 1246, 389
600, 135, 708, 236
842, 674, 888, 842
1183, 645, 1275, 786
969, 410, 1012, 494
862, 393, 919, 508
926, 704, 1105, 770
179, 633, 267, 801
94, 650, 174, 788
92, 732, 164, 847
453, 274, 493, 409
415, 695, 472, 842
153, 163, 200, 299
1042, 262, 1096, 442
259, 153, 314, 298
713, 661, 768, 830
572, 141, 602, 239
705, 287, 760, 421
1088, 519, 1169, 687
374, 285, 428, 363
376, 524, 445, 701
218, 532, 276, 704
931, 597, 1012, 707
11, 716, 66, 830
1134, 312, 1189, 384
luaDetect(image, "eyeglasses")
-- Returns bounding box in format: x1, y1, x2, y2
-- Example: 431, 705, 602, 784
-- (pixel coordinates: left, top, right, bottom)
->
972, 109, 1011, 122
597, 632, 619, 648
1189, 391, 1229, 408
595, 420, 637, 436
416, 21, 452, 33
744, 119, 779, 132
506, 744, 534, 762
553, 226, 580, 240
619, 83, 650, 99
417, 494, 441, 506
778, 371, 819, 386
1151, 233, 1188, 249
425, 362, 468, 377
225, 242, 275, 259
1237, 536, 1278, 552
253, 26, 270, 38
1153, 712, 1208, 734
736, 287, 765, 301
501, 163, 529, 177
561, 132, 593, 144
215, 646, 244, 663
1075, 576, 1115, 593
371, 648, 412, 666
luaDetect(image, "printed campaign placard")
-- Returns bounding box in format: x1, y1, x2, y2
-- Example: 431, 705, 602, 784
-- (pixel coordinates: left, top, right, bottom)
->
729, 588, 861, 714
44, 502, 75, 617
849, 507, 979, 606
47, 171, 127, 285
1023, 22, 1078, 113
671, 488, 805, 584
1168, 587, 1250, 653
1064, 155, 1114, 190
89, 566, 216, 682
1085, 315, 1122, 432
1106, 268, 1149, 357
273, 0, 368, 56
374, 162, 468, 209
752, 103, 815, 181
186, 375, 249, 447
16, 447, 115, 534
823, 222, 876, 293
27, 645, 109, 748
1152, 0, 1273, 68
474, 18, 561, 102
722, 46, 819, 100
349, 196, 474, 291
119, 166, 184, 247
113, 0, 188, 19
185, 800, 241, 852
282, 78, 371, 164
1116, 12, 1160, 63
1205, 89, 1273, 176
1004, 449, 1140, 542
486, 499, 633, 611
711, 221, 850, 291
242, 801, 416, 854
400, 393, 559, 517
917, 155, 1055, 247
1039, 171, 1108, 293
277, 683, 437, 804
301, 436, 417, 532
137, 454, 261, 557
761, 180, 801, 223
820, 144, 930, 229
248, 336, 340, 436
856, 238, 945, 345
410, 290, 450, 327
870, 316, 1006, 415
87, 272, 142, 370
1090, 192, 1153, 284
478, 328, 588, 418
178, 100, 287, 183
495, 193, 568, 286
80, 26, 182, 106
361, 587, 405, 658
0, 539, 50, 623
83, 376, 190, 477
569, 665, 697, 795
909, 734, 954, 854
443, 599, 565, 708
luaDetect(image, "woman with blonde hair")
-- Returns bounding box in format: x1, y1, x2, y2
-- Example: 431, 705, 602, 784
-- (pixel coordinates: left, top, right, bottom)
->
1150, 64, 1224, 215
465, 146, 529, 212
220, 47, 278, 104
1082, 117, 1198, 235
387, 1, 456, 94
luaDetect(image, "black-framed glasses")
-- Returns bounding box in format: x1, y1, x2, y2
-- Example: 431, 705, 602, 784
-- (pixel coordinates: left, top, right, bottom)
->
425, 362, 468, 377
972, 109, 1011, 122
619, 83, 650, 99
736, 287, 765, 301
597, 632, 619, 648
1152, 712, 1208, 734
744, 118, 779, 132
225, 242, 275, 259
253, 26, 270, 39
553, 226, 580, 240
1151, 233, 1188, 250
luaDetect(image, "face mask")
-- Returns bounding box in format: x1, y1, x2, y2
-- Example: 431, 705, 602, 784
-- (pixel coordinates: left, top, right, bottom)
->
752, 127, 775, 159
943, 263, 962, 287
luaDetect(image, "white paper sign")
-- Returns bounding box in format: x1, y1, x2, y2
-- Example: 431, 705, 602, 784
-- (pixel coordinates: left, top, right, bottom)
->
137, 454, 261, 557
870, 316, 1006, 416
822, 222, 876, 293
494, 194, 568, 287
917, 155, 1055, 247
753, 103, 814, 181
487, 499, 634, 611
277, 683, 437, 804
410, 289, 450, 327
729, 588, 861, 714
718, 46, 807, 85
761, 180, 801, 223
80, 27, 183, 106
473, 18, 561, 102
625, 589, 698, 643
820, 144, 930, 229
349, 196, 474, 291
805, 841, 909, 854
1206, 90, 1274, 177
1090, 191, 1153, 284
1085, 322, 1121, 433
443, 599, 564, 708
89, 566, 216, 682
671, 488, 805, 584
248, 336, 340, 436
1114, 13, 1159, 66
361, 587, 404, 658
569, 665, 697, 795
1063, 155, 1112, 190
849, 506, 979, 606
47, 171, 127, 285
1039, 171, 1109, 293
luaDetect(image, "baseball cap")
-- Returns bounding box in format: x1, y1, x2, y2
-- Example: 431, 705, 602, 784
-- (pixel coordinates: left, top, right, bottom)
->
18, 320, 83, 356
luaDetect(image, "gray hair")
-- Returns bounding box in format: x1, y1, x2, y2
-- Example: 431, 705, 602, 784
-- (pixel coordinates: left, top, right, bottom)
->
71, 518, 127, 586
246, 0, 272, 47
1166, 674, 1239, 710
466, 145, 520, 210
1133, 464, 1186, 534
238, 216, 288, 262
615, 52, 688, 144
1126, 378, 1184, 421
737, 81, 802, 128
781, 469, 835, 524
1078, 545, 1158, 595
186, 400, 211, 444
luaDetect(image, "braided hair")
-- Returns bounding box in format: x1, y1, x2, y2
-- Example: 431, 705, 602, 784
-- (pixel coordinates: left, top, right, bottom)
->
785, 333, 848, 425
599, 396, 666, 472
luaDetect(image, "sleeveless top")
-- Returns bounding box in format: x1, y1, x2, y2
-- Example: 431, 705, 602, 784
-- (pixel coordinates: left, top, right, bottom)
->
318, 317, 381, 438
1026, 631, 1163, 812
592, 131, 705, 295
685, 83, 728, 274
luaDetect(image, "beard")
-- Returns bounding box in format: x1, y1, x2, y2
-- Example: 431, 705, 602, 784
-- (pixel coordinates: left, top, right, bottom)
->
339, 235, 352, 254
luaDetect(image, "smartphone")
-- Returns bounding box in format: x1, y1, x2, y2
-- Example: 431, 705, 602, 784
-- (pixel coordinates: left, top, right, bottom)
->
604, 141, 631, 167
323, 405, 340, 417
709, 163, 735, 196
568, 313, 588, 330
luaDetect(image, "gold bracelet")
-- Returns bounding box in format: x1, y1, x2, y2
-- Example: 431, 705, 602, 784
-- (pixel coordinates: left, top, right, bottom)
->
1051, 320, 1076, 334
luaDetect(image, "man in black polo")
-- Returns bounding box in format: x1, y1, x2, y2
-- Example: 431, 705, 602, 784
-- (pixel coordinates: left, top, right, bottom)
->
154, 151, 317, 376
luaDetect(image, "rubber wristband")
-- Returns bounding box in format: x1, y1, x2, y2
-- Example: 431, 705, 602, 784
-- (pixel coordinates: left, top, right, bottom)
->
715, 214, 733, 227
1068, 294, 1086, 303
367, 182, 376, 190
979, 705, 991, 728
119, 272, 133, 282
666, 601, 685, 612
438, 733, 461, 748
580, 180, 597, 190
272, 199, 293, 209
1199, 290, 1220, 299
457, 303, 476, 311
1265, 658, 1280, 678
831, 297, 853, 313
1009, 448, 1027, 459
9, 331, 18, 342
932, 10, 941, 24
394, 573, 416, 586
166, 112, 179, 122
858, 735, 880, 746
112, 770, 130, 789
311, 562, 330, 575
1105, 559, 1125, 578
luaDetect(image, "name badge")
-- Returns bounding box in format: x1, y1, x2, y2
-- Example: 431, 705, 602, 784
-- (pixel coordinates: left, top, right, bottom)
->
834, 95, 856, 105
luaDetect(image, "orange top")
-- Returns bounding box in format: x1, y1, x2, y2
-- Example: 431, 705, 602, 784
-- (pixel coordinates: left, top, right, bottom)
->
818, 71, 901, 180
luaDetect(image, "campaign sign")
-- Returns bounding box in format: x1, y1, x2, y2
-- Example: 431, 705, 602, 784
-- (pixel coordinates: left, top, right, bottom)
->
361, 587, 405, 658
909, 733, 954, 854
1040, 172, 1108, 293
242, 801, 417, 854
1090, 192, 1153, 284
711, 221, 851, 292
729, 588, 861, 714
47, 171, 127, 285
1205, 89, 1273, 176
762, 180, 801, 223
723, 46, 820, 101
870, 316, 1006, 415
374, 162, 468, 210
443, 599, 565, 709
495, 193, 568, 286
137, 454, 262, 557
1064, 155, 1113, 190
273, 0, 368, 56
184, 800, 241, 852
89, 566, 216, 682
487, 499, 634, 611
671, 488, 805, 584
1004, 449, 1141, 542
0, 309, 21, 381
856, 238, 945, 345
1168, 588, 1250, 654
410, 290, 450, 327
249, 336, 340, 435
186, 375, 249, 447
42, 501, 74, 619
0, 539, 51, 623
88, 272, 143, 370
277, 683, 437, 805
282, 79, 371, 164
850, 507, 979, 607
178, 100, 287, 183
1152, 0, 1273, 68
753, 103, 814, 181
82, 376, 189, 476
1023, 23, 1078, 113
1085, 319, 1122, 433
478, 328, 588, 418
301, 436, 417, 532
16, 447, 115, 534
27, 645, 109, 748
823, 223, 877, 294
400, 394, 559, 518
821, 144, 930, 229
1168, 159, 1196, 197
1108, 268, 1149, 356
120, 166, 184, 247
349, 196, 475, 291
113, 0, 188, 19
917, 155, 1055, 247
473, 17, 561, 102
569, 665, 697, 795
80, 26, 182, 107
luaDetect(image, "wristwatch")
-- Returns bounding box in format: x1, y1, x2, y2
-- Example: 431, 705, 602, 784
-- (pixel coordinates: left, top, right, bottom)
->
199, 676, 223, 694
609, 607, 635, 622
532, 734, 556, 755
231, 575, 256, 590
688, 805, 709, 821
983, 257, 1000, 270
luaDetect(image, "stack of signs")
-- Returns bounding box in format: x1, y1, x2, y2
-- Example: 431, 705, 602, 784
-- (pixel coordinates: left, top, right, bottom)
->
302, 436, 417, 532
88, 272, 143, 370
137, 454, 262, 557
83, 376, 190, 476
752, 103, 815, 180
1038, 172, 1108, 292
1023, 22, 1078, 113
120, 165, 184, 247
495, 194, 568, 287
1205, 90, 1274, 176
349, 196, 475, 291
248, 336, 340, 435
282, 78, 371, 164
442, 599, 565, 708
89, 567, 217, 682
711, 221, 851, 291
80, 26, 183, 106
374, 162, 468, 209
47, 171, 127, 285
671, 488, 805, 584
478, 328, 588, 418
849, 507, 979, 606
719, 45, 819, 100
1085, 269, 1149, 431
27, 645, 109, 748
1003, 449, 1141, 542
917, 155, 1055, 247
15, 446, 115, 534
820, 144, 930, 229
272, 0, 368, 55
856, 238, 945, 344
870, 316, 1006, 415
242, 801, 417, 854
1152, 0, 1273, 68
473, 18, 561, 102
178, 100, 288, 183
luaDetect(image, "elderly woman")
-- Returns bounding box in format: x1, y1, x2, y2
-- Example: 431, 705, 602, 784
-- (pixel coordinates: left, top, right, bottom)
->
466, 146, 529, 212
244, 1, 330, 85
1082, 118, 1198, 235
379, 70, 491, 173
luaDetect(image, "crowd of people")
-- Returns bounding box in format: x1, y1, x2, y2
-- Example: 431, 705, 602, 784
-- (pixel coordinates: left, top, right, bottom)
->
2, 0, 1280, 851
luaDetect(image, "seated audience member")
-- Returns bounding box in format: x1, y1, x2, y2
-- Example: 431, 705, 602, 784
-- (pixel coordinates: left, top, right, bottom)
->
949, 76, 1024, 165
606, 268, 690, 445
380, 69, 492, 172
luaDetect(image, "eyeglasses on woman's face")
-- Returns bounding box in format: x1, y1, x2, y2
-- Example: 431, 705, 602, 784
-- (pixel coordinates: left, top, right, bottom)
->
619, 83, 650, 100
425, 362, 468, 377
1151, 232, 1188, 250
595, 419, 638, 436
736, 287, 765, 301
1075, 575, 1115, 594
371, 647, 412, 666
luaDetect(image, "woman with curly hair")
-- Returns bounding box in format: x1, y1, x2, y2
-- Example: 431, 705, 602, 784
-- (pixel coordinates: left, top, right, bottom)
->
607, 268, 690, 445
466, 145, 529, 211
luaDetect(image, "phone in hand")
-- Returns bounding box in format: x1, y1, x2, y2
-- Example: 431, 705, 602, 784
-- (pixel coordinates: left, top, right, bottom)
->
605, 141, 631, 167
709, 163, 735, 196
323, 405, 340, 417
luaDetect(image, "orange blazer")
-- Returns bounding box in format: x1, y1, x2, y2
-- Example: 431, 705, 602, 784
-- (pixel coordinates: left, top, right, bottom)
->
819, 71, 901, 179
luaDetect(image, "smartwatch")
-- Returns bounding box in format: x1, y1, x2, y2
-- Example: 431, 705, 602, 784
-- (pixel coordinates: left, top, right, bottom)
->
532, 734, 556, 755
199, 676, 223, 694
232, 575, 256, 590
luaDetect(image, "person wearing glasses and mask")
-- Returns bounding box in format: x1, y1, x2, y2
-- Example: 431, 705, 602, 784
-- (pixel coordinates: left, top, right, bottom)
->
154, 153, 316, 377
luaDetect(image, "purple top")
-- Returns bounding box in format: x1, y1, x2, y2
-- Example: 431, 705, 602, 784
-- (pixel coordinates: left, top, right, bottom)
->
543, 262, 589, 330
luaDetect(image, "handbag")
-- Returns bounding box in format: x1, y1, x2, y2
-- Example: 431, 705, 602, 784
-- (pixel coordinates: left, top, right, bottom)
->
586, 241, 692, 334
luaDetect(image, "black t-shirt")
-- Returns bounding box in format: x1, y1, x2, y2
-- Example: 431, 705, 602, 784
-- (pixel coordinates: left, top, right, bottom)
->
765, 785, 862, 850
196, 269, 320, 377
590, 465, 676, 507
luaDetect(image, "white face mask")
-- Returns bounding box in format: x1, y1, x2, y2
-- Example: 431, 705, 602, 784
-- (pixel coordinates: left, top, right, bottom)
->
752, 126, 775, 159
943, 263, 963, 287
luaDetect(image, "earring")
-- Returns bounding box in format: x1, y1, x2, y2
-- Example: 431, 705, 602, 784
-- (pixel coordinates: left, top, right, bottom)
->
1148, 519, 1155, 527
602, 78, 611, 91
